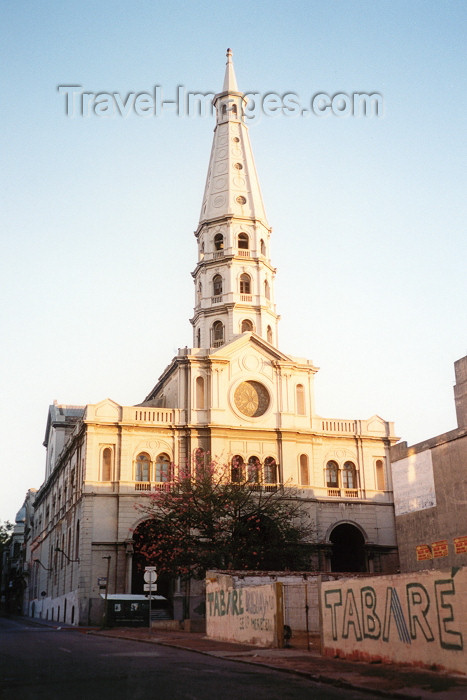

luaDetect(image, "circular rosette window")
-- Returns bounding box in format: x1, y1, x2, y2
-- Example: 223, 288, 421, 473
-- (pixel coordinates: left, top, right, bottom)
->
234, 381, 270, 418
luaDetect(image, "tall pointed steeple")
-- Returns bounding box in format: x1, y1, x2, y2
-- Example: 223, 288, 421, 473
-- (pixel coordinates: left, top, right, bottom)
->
190, 50, 279, 350
198, 50, 268, 227
223, 47, 238, 92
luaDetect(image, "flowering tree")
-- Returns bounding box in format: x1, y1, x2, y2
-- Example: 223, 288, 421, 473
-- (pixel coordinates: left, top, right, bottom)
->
134, 460, 312, 580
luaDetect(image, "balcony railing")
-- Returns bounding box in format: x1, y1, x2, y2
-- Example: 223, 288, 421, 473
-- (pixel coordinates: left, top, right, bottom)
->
327, 488, 341, 497
132, 409, 174, 424
344, 488, 359, 498
212, 339, 224, 348
326, 488, 360, 498
211, 295, 223, 304
237, 249, 250, 257
320, 419, 357, 434
135, 482, 152, 491
213, 251, 224, 259
240, 294, 252, 302
246, 483, 280, 492
135, 482, 172, 492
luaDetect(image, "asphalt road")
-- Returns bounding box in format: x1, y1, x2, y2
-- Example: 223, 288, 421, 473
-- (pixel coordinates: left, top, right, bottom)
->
0, 617, 370, 700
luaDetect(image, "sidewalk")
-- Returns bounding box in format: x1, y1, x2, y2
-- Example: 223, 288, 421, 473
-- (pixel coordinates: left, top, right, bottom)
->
90, 626, 467, 699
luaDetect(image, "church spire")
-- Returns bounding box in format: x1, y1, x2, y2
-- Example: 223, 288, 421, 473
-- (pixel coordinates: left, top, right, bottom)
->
223, 48, 238, 92
190, 51, 279, 351
198, 49, 267, 228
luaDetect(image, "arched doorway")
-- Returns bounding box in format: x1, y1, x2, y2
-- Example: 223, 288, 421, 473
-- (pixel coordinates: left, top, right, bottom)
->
329, 523, 366, 572
131, 520, 173, 602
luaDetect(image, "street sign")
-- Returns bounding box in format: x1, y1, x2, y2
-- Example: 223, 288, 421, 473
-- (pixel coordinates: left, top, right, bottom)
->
144, 583, 158, 591
144, 567, 157, 630
144, 569, 157, 584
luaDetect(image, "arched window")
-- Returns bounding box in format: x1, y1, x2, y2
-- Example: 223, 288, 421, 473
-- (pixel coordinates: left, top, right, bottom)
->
214, 233, 224, 251
136, 453, 150, 482
296, 384, 305, 415
222, 104, 227, 116
196, 376, 205, 409
240, 273, 251, 294
75, 520, 80, 560
264, 279, 270, 300
231, 103, 238, 117
212, 275, 223, 296
231, 455, 244, 483
267, 325, 273, 344
238, 232, 249, 249
264, 457, 277, 484
247, 456, 261, 483
196, 328, 201, 348
326, 460, 339, 488
376, 459, 385, 490
241, 319, 253, 333
300, 454, 309, 486
212, 321, 224, 346
155, 453, 170, 483
260, 239, 266, 256
102, 447, 112, 481
197, 281, 202, 299
200, 241, 205, 258
343, 461, 357, 489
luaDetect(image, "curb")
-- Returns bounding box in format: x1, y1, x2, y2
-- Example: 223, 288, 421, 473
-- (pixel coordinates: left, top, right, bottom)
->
89, 631, 418, 699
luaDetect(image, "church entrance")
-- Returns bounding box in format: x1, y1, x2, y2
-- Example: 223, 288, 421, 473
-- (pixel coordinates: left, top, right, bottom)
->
131, 520, 173, 602
330, 523, 367, 572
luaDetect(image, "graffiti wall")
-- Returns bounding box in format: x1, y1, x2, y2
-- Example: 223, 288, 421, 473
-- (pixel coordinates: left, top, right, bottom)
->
320, 567, 466, 675
206, 574, 283, 647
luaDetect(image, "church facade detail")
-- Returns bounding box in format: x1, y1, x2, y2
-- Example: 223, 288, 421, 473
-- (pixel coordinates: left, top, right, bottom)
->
26, 52, 399, 625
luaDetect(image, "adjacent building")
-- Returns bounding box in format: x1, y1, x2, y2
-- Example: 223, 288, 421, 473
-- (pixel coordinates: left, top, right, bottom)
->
26, 51, 399, 625
390, 355, 467, 572
0, 489, 36, 615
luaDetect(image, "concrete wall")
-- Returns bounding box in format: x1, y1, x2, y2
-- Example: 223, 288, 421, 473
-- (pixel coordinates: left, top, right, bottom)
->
320, 567, 467, 675
207, 570, 373, 635
212, 572, 321, 632
206, 574, 283, 647
29, 590, 80, 625
391, 354, 467, 573
391, 434, 467, 572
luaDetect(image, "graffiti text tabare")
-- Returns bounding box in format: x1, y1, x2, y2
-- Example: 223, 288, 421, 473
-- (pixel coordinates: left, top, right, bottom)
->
324, 579, 463, 651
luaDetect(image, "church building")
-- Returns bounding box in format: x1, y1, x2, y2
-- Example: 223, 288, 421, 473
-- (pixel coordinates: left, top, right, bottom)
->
27, 51, 399, 625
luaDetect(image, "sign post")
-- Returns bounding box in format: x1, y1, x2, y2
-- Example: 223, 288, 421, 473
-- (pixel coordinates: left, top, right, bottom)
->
144, 567, 157, 630
101, 556, 111, 628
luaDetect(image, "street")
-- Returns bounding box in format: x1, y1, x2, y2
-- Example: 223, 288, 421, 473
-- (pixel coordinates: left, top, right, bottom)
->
0, 617, 370, 699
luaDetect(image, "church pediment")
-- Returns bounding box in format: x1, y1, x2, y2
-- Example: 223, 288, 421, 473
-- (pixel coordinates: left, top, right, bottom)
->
86, 399, 122, 422
365, 415, 389, 435
211, 332, 294, 363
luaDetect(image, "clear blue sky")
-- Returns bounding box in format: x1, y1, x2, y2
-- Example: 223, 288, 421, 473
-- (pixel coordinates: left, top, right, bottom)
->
1, 0, 466, 523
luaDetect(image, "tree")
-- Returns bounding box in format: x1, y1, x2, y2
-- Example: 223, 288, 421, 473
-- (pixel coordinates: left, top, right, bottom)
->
0, 521, 13, 612
135, 459, 313, 580
0, 521, 13, 549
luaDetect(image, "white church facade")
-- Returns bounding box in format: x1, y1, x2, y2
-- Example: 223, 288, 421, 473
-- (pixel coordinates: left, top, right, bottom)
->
27, 51, 399, 626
